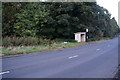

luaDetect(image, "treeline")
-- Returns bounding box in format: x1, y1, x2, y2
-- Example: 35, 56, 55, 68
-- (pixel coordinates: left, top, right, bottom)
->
2, 2, 119, 40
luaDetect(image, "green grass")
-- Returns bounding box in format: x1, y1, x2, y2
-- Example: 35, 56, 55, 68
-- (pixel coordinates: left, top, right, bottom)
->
1, 42, 87, 56
1, 37, 112, 57
88, 37, 112, 42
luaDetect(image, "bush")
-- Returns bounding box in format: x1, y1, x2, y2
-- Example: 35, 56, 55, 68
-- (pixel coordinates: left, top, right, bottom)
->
67, 39, 77, 42
2, 36, 49, 47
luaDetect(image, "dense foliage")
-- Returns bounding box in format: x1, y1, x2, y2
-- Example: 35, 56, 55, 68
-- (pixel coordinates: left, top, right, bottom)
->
2, 36, 50, 47
2, 2, 119, 40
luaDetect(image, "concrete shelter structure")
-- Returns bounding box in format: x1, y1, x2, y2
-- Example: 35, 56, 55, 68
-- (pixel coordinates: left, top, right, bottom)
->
74, 32, 86, 42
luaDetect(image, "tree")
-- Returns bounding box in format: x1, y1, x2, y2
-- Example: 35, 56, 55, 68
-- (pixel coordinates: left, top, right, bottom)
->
13, 3, 49, 37
2, 2, 119, 40
2, 2, 27, 37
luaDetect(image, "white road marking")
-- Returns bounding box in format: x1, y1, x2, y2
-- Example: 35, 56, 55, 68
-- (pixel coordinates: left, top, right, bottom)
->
96, 49, 100, 51
0, 71, 10, 75
68, 55, 79, 59
68, 57, 73, 59
73, 55, 79, 58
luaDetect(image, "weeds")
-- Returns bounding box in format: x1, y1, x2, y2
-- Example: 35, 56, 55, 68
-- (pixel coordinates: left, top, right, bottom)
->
2, 36, 49, 47
2, 42, 87, 56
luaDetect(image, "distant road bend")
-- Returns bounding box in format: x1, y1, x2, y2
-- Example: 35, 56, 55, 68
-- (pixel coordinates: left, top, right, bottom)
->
2, 37, 118, 78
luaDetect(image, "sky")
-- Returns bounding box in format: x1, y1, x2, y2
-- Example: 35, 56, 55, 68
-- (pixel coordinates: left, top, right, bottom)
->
96, 0, 120, 24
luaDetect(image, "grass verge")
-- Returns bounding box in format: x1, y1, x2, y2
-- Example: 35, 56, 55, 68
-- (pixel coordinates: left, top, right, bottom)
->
1, 42, 87, 57
88, 37, 112, 43
1, 37, 112, 57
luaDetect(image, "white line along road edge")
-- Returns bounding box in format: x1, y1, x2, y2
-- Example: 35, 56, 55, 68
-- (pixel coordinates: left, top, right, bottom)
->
0, 71, 10, 75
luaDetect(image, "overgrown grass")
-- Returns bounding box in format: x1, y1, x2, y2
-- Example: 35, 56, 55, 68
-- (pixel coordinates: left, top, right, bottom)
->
2, 42, 87, 56
2, 37, 87, 56
88, 37, 112, 42
2, 36, 49, 47
1, 37, 112, 57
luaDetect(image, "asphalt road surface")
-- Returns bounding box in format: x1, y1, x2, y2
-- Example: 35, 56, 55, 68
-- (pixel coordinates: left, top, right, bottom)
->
2, 37, 118, 78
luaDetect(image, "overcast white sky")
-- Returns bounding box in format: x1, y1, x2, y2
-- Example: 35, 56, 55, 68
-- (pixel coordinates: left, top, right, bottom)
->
96, 0, 120, 23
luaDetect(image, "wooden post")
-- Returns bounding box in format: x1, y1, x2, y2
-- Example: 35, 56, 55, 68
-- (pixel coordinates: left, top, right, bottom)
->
49, 40, 52, 46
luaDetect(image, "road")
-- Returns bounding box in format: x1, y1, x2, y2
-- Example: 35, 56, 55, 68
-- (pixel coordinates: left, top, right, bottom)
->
2, 37, 118, 78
